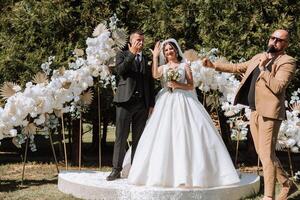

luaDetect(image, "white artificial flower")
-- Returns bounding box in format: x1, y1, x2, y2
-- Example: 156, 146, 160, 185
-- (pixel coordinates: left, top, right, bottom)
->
26, 82, 33, 88
286, 138, 296, 147
297, 140, 300, 147
109, 14, 119, 30
34, 114, 46, 125
86, 37, 99, 46
291, 146, 299, 153
74, 96, 80, 102
244, 108, 251, 120
62, 106, 70, 113
9, 129, 17, 137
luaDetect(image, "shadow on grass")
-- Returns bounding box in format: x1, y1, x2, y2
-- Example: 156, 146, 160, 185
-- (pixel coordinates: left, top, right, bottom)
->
0, 178, 57, 193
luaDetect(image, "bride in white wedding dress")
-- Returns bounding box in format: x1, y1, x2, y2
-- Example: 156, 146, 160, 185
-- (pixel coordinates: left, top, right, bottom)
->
126, 38, 240, 188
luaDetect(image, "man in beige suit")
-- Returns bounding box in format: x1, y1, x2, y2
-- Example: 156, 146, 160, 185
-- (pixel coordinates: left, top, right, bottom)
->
203, 29, 298, 200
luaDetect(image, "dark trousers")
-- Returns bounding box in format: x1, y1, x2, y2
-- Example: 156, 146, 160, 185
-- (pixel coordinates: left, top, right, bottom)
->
112, 97, 148, 170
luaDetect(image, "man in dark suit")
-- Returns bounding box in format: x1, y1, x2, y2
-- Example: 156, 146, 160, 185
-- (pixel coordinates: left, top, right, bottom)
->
107, 30, 155, 181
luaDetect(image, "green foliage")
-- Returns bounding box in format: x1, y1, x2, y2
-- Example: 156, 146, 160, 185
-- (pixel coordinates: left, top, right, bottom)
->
0, 0, 112, 85
0, 0, 299, 89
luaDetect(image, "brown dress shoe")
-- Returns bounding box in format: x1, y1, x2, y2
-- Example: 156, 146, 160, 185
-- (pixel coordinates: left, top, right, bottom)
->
276, 180, 298, 200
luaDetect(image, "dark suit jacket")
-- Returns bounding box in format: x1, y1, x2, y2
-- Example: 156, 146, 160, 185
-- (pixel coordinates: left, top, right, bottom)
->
113, 50, 155, 108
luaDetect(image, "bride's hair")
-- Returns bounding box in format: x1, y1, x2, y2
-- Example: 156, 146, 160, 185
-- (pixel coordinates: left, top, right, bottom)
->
162, 41, 183, 62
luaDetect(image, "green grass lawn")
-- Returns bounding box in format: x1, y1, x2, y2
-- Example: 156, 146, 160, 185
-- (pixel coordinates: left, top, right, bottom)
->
0, 162, 78, 200
0, 162, 115, 200
82, 124, 121, 143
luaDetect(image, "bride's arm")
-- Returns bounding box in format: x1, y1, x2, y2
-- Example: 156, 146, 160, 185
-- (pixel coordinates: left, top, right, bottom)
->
168, 64, 194, 90
151, 41, 163, 79
184, 64, 194, 90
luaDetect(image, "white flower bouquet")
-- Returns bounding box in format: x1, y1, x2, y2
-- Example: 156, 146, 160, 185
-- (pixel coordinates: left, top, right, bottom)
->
166, 68, 181, 92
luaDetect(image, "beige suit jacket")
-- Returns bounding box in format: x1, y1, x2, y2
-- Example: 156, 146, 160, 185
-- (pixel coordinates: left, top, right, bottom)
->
214, 53, 296, 120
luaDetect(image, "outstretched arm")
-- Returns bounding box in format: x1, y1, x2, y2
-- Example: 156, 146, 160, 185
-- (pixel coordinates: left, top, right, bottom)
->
202, 54, 262, 74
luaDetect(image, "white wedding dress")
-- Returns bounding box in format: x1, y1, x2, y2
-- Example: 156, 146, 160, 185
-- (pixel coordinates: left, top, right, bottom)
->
126, 63, 240, 188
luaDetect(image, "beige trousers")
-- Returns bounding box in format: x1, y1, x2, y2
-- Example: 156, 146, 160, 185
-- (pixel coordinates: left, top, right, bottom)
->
250, 111, 289, 198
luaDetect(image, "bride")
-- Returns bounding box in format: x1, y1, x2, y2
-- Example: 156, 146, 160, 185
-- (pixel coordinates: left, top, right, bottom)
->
125, 38, 240, 187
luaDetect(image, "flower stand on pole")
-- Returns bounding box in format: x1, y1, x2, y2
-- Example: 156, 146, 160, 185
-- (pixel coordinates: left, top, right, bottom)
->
97, 80, 102, 169
61, 112, 68, 170
79, 113, 82, 171
21, 137, 29, 186
48, 130, 59, 173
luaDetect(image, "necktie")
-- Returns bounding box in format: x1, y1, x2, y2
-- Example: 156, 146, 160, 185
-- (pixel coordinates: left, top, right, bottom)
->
135, 54, 144, 98
136, 54, 141, 72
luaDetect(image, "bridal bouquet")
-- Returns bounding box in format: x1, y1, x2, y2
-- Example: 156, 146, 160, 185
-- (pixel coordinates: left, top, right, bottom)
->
166, 68, 181, 92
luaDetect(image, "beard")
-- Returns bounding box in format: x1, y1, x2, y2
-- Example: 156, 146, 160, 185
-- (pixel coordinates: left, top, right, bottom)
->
267, 45, 280, 53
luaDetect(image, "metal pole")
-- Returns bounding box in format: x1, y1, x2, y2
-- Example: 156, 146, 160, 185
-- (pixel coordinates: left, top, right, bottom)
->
49, 131, 59, 173
61, 112, 68, 170
79, 113, 82, 170
234, 132, 240, 168
214, 106, 221, 135
287, 148, 294, 177
98, 85, 102, 169
21, 137, 29, 185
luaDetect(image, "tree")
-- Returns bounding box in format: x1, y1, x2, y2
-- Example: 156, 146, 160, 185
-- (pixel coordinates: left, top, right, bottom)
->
1, 0, 299, 85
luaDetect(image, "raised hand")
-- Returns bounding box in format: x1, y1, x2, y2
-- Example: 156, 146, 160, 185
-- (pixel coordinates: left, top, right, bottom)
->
151, 41, 163, 79
202, 58, 215, 68
259, 52, 272, 67
128, 40, 142, 54
150, 41, 161, 58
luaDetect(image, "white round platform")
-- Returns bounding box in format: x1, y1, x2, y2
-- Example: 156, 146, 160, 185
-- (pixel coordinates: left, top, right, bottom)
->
58, 171, 260, 200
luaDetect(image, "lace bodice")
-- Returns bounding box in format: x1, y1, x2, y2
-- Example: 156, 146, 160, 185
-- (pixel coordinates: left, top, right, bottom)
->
160, 63, 186, 88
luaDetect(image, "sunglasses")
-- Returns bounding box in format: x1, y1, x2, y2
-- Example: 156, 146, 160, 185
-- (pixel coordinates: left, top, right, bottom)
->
269, 36, 287, 43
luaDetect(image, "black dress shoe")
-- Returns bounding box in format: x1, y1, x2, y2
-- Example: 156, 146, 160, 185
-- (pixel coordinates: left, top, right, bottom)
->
106, 169, 121, 181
